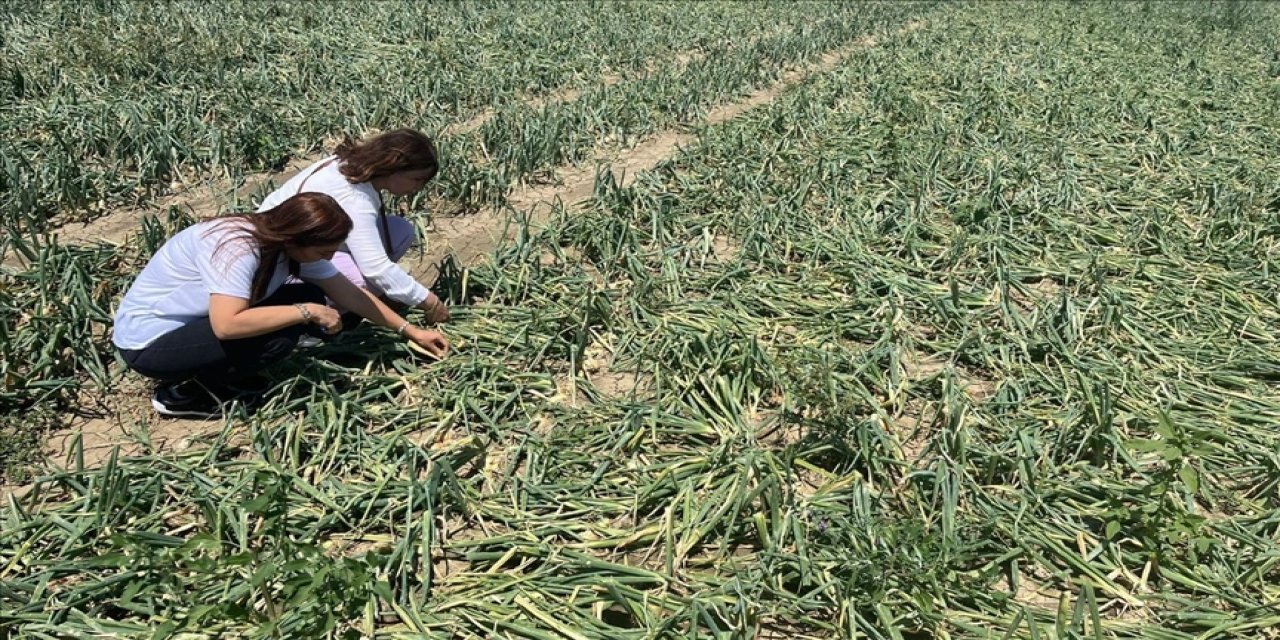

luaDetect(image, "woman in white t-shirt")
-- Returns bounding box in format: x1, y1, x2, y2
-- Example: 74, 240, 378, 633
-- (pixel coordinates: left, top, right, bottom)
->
257, 128, 451, 327
113, 192, 450, 418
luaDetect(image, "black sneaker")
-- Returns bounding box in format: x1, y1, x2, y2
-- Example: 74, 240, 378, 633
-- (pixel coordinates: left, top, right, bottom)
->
220, 374, 272, 397
151, 381, 225, 419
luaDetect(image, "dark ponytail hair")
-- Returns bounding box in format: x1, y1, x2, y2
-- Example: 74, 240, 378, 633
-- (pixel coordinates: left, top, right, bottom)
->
209, 192, 353, 302
334, 128, 439, 184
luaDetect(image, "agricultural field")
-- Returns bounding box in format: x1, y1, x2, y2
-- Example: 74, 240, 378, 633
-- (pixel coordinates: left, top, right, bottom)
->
3, 0, 1280, 638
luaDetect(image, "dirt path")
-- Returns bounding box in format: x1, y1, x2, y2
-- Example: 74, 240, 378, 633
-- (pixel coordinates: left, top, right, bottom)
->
6, 19, 928, 495
402, 23, 924, 285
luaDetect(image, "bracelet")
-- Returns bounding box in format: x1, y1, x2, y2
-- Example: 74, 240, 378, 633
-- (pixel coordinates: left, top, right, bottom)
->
294, 303, 313, 323
396, 321, 410, 336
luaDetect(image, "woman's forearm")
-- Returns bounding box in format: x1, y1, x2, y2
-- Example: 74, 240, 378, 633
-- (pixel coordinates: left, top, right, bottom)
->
211, 304, 309, 340
318, 275, 407, 331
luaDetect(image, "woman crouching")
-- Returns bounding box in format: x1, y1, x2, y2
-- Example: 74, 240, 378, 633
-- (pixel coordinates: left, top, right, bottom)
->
112, 192, 450, 418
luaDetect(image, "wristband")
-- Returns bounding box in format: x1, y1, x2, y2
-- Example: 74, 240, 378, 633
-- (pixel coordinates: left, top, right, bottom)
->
396, 321, 410, 336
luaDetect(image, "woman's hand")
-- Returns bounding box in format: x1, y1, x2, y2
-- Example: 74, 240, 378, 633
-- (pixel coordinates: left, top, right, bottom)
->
420, 293, 451, 325
405, 326, 450, 359
300, 303, 343, 335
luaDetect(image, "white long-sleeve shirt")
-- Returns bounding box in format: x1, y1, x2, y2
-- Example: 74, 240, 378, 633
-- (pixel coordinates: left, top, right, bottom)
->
257, 156, 431, 306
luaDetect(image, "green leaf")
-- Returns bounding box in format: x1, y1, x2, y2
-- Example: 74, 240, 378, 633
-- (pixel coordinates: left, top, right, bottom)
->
1104, 520, 1121, 540
1178, 465, 1200, 493
1154, 412, 1177, 439
83, 552, 131, 568
1127, 438, 1165, 453
249, 562, 278, 587
243, 493, 272, 513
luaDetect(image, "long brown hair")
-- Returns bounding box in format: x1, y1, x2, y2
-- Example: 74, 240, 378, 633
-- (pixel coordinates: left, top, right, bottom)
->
209, 192, 353, 302
334, 128, 439, 184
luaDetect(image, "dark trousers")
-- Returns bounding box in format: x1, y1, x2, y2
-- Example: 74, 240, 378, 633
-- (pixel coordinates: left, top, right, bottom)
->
118, 284, 325, 384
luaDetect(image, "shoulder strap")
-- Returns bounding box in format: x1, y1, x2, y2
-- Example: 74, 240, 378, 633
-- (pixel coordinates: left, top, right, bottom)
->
377, 206, 393, 257
296, 157, 338, 195
298, 156, 393, 257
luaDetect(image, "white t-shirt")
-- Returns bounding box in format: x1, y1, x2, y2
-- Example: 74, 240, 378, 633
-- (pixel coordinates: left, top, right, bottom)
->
257, 156, 431, 306
112, 219, 338, 350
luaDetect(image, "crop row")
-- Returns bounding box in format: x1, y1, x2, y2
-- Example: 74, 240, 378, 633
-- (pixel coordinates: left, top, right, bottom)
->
0, 1, 930, 239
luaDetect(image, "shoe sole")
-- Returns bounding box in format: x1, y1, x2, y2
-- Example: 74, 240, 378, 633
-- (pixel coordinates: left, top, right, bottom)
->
151, 397, 222, 420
